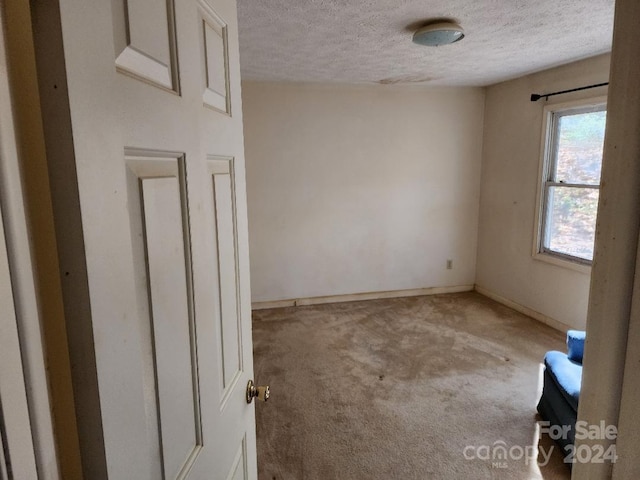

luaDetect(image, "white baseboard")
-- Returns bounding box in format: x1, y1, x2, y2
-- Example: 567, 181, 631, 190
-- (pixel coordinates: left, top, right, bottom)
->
474, 285, 571, 333
251, 285, 475, 310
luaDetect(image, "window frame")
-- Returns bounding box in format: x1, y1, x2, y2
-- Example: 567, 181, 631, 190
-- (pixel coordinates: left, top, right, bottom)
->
533, 96, 607, 273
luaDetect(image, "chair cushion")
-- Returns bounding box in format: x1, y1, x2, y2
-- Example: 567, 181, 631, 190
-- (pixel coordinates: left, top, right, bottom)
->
567, 330, 586, 364
544, 350, 582, 411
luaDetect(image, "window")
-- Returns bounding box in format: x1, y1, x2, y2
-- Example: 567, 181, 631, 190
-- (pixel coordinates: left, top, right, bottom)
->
536, 99, 607, 266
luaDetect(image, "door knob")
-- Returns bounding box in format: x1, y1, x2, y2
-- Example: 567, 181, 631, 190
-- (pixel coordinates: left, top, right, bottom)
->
246, 380, 270, 403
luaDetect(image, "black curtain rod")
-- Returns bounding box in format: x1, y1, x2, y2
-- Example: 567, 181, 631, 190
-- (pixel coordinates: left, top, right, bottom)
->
530, 82, 609, 102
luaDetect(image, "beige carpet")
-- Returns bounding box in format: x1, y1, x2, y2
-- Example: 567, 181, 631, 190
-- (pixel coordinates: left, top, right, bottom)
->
252, 292, 572, 480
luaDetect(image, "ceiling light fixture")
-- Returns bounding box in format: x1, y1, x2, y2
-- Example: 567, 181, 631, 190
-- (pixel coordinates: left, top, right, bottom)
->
412, 21, 465, 46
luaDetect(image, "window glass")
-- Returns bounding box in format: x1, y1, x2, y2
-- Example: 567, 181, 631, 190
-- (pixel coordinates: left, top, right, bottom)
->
553, 110, 606, 185
543, 187, 599, 261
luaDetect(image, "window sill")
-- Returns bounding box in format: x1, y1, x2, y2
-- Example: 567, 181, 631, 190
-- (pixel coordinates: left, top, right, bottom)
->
533, 252, 592, 275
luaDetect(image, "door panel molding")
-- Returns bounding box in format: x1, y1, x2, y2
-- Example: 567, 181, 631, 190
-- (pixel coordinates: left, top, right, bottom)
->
113, 0, 180, 92
125, 149, 203, 479
198, 0, 231, 114
225, 435, 248, 480
207, 156, 244, 408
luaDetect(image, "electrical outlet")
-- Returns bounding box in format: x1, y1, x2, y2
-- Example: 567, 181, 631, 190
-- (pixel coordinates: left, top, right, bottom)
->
446, 259, 453, 270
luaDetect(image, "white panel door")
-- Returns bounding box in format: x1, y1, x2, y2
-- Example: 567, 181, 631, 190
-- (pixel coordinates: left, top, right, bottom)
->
31, 0, 257, 478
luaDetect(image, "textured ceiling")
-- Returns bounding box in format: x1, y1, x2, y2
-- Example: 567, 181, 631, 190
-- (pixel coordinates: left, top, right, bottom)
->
237, 0, 615, 86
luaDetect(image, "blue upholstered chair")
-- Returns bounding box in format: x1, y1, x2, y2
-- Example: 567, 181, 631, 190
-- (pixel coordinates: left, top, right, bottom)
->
537, 330, 585, 454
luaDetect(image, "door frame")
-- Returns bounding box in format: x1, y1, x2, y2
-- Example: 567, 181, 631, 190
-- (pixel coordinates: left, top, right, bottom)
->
574, 0, 640, 478
0, 1, 59, 477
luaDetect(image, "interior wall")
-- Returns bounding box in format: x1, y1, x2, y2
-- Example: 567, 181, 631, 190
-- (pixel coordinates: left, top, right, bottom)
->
476, 54, 611, 331
242, 82, 485, 303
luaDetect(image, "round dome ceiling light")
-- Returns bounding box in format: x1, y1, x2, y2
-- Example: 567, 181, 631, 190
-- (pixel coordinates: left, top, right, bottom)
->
412, 21, 465, 46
